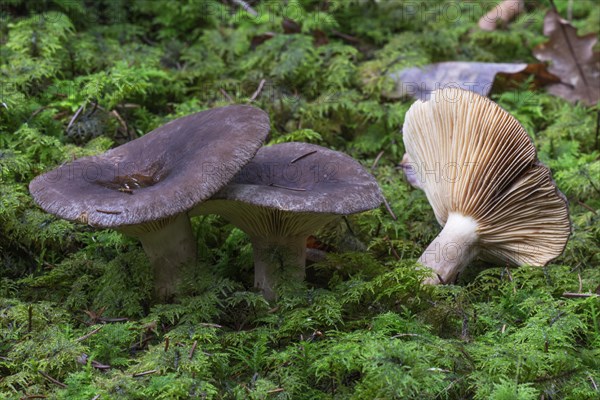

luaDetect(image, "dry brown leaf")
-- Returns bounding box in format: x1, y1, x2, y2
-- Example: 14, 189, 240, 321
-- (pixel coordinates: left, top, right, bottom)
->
478, 0, 525, 31
388, 61, 557, 100
533, 10, 600, 106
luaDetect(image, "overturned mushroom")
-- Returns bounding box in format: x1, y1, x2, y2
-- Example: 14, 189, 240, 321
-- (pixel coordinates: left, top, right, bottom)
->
402, 88, 570, 284
30, 105, 270, 300
192, 142, 383, 300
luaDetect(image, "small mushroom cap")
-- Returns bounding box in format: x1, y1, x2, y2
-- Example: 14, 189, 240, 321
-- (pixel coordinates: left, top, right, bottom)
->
204, 142, 383, 215
403, 88, 570, 266
29, 105, 270, 228
193, 142, 383, 238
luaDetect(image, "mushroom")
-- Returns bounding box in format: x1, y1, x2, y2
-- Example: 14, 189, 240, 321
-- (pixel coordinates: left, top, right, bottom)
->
192, 142, 383, 300
402, 88, 570, 284
29, 105, 270, 300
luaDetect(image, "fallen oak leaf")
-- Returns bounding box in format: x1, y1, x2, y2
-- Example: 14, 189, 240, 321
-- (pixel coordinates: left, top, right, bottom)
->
387, 61, 558, 100
533, 10, 600, 106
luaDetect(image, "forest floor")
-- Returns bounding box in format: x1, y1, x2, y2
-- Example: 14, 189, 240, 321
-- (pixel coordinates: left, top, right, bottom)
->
1, 1, 599, 399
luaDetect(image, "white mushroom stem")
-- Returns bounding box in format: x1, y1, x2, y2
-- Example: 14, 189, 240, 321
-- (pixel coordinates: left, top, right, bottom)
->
250, 235, 307, 301
419, 213, 479, 285
123, 213, 197, 301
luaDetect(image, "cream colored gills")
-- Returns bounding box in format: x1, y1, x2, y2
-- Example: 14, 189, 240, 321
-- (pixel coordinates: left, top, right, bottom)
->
402, 88, 571, 284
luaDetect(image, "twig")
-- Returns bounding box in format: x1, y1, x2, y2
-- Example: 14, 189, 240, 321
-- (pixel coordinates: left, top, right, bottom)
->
20, 396, 47, 399
371, 151, 384, 171
578, 273, 583, 292
199, 322, 223, 328
577, 200, 598, 214
382, 196, 397, 221
595, 110, 599, 151
66, 104, 85, 132
28, 106, 48, 121
28, 305, 32, 333
164, 337, 169, 352
391, 333, 423, 338
331, 30, 360, 44
98, 317, 128, 323
548, 0, 594, 104
38, 371, 67, 388
189, 340, 198, 360
111, 109, 133, 141
343, 216, 356, 236
562, 292, 598, 298
91, 395, 100, 400
231, 0, 258, 17
266, 388, 285, 394
289, 150, 317, 164
132, 369, 158, 377
220, 88, 234, 103
76, 325, 103, 342
383, 236, 401, 260
249, 79, 266, 102
589, 374, 598, 391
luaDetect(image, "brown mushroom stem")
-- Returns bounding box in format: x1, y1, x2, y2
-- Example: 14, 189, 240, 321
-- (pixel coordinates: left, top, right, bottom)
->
418, 213, 479, 285
251, 235, 307, 301
122, 213, 197, 301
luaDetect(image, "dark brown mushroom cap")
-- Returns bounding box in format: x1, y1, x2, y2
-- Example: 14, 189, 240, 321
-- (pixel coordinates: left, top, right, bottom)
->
29, 105, 270, 228
205, 142, 383, 215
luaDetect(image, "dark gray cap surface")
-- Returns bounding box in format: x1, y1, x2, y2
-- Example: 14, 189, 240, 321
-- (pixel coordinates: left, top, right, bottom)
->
210, 142, 383, 214
29, 105, 270, 228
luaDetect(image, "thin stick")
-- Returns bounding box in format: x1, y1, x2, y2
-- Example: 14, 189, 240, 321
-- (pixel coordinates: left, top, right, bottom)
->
578, 273, 583, 292
189, 340, 198, 360
371, 151, 384, 170
220, 88, 234, 103
289, 150, 317, 164
66, 104, 84, 132
266, 388, 285, 394
577, 200, 598, 214
562, 292, 598, 298
98, 317, 128, 323
91, 395, 100, 400
111, 109, 133, 141
132, 369, 158, 377
28, 305, 32, 333
38, 371, 67, 388
29, 106, 48, 121
76, 325, 103, 342
595, 110, 599, 151
250, 79, 266, 102
20, 396, 47, 399
384, 236, 401, 260
199, 323, 223, 328
391, 333, 423, 338
164, 337, 169, 352
231, 0, 258, 17
382, 196, 397, 221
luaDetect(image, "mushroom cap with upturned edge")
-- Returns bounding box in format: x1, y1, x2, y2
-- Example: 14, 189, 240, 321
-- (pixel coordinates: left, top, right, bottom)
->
29, 105, 270, 229
192, 142, 384, 235
403, 87, 570, 270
